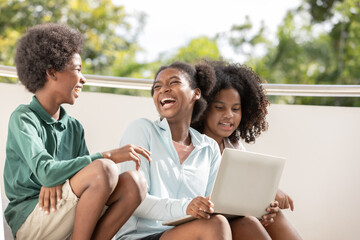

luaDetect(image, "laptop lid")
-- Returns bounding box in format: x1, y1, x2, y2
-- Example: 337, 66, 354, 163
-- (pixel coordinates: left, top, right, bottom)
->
163, 148, 286, 226
210, 148, 286, 218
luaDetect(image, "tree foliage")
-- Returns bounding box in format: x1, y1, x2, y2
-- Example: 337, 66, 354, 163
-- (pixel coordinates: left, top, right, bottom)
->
225, 0, 359, 106
0, 0, 145, 77
137, 36, 221, 85
1, 0, 359, 106
166, 37, 221, 64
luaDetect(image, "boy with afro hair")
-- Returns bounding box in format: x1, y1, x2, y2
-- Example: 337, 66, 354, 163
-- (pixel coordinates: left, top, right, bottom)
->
4, 23, 151, 240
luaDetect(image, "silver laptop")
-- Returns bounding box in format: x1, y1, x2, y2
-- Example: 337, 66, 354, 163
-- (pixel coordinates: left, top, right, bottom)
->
162, 148, 286, 226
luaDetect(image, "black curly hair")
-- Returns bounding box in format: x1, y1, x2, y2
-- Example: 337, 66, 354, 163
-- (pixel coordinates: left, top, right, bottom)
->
192, 60, 269, 144
15, 23, 84, 93
151, 61, 216, 123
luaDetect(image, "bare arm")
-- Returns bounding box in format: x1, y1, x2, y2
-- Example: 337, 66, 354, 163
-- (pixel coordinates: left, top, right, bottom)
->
102, 144, 151, 170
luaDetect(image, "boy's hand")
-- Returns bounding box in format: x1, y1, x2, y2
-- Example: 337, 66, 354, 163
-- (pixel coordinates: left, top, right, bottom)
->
260, 201, 279, 227
102, 144, 151, 170
275, 188, 294, 210
186, 196, 214, 219
39, 184, 63, 214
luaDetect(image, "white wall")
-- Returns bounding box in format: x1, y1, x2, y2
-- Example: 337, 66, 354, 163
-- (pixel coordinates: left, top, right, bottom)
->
1, 83, 360, 239
243, 104, 360, 240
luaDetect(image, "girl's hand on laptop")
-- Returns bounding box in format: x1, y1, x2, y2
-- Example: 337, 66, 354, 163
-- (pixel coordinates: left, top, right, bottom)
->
186, 196, 214, 219
38, 184, 63, 215
260, 201, 279, 227
275, 188, 294, 210
102, 144, 152, 170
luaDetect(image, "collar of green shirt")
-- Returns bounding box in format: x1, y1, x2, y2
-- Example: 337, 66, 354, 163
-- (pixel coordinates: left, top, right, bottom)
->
29, 96, 69, 130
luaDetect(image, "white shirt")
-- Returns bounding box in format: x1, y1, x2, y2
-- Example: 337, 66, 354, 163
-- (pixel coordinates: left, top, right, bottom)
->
223, 137, 246, 151
115, 118, 221, 240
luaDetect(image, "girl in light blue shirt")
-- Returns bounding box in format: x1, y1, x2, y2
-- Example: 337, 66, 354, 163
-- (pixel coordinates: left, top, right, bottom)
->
116, 61, 279, 240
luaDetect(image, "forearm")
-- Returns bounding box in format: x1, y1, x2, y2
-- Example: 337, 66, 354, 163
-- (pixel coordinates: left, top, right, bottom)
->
134, 193, 192, 221
35, 154, 100, 187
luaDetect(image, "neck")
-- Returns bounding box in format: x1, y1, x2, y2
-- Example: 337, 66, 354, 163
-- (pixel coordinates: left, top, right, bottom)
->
35, 91, 61, 120
212, 136, 225, 153
219, 139, 225, 153
203, 128, 224, 153
168, 120, 192, 145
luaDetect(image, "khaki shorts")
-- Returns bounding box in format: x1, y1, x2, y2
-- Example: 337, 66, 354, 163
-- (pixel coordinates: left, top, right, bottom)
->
17, 180, 79, 240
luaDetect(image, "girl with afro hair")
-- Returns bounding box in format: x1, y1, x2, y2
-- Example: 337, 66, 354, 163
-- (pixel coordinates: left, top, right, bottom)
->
192, 60, 302, 240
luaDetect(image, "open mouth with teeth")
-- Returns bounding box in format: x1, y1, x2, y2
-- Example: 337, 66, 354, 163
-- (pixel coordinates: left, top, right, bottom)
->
219, 122, 233, 131
74, 87, 82, 94
160, 97, 176, 107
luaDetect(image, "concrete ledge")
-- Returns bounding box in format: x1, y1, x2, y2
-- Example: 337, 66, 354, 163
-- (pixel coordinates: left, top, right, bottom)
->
1, 83, 360, 239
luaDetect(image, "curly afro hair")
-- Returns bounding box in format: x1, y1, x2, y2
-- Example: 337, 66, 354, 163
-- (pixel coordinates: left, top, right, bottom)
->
192, 60, 270, 144
151, 61, 216, 123
15, 23, 84, 93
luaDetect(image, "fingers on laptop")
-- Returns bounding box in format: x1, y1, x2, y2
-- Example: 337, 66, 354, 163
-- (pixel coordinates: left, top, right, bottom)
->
260, 217, 274, 227
267, 201, 279, 214
288, 195, 294, 211
261, 201, 280, 226
187, 196, 214, 219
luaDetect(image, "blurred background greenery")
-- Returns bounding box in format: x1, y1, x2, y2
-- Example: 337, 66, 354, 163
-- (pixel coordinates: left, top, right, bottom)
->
0, 0, 359, 106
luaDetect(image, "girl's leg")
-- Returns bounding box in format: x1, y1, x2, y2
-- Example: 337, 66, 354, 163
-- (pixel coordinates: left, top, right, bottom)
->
69, 159, 146, 240
160, 214, 232, 240
265, 211, 302, 240
91, 170, 147, 240
229, 216, 271, 240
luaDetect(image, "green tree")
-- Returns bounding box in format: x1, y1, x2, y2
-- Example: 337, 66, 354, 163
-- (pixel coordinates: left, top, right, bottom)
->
225, 0, 359, 106
222, 16, 270, 60
91, 36, 222, 97
141, 36, 221, 83
166, 36, 221, 64
0, 0, 145, 79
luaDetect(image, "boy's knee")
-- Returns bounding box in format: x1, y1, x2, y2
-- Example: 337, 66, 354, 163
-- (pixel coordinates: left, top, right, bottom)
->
91, 159, 119, 190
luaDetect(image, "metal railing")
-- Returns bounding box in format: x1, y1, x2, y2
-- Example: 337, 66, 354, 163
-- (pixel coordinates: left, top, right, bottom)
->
1, 65, 360, 97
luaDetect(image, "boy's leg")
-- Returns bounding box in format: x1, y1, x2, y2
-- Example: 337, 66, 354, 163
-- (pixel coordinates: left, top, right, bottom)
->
16, 180, 79, 240
69, 159, 146, 240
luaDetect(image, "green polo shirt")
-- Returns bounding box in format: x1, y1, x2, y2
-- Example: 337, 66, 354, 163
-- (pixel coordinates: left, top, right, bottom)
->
3, 96, 103, 237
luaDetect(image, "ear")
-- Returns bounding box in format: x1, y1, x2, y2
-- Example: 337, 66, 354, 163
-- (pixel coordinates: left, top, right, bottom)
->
46, 68, 57, 80
193, 88, 201, 100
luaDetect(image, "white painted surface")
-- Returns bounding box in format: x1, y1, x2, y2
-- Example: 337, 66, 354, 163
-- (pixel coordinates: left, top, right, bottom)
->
1, 83, 359, 239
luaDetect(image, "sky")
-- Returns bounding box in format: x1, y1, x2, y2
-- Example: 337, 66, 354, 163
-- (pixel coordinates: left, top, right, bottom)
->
114, 0, 302, 62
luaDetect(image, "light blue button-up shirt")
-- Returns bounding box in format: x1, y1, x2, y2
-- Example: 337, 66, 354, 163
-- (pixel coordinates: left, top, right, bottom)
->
115, 118, 221, 240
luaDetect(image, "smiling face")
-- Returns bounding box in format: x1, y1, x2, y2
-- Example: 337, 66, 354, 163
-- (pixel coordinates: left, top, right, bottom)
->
53, 53, 86, 105
152, 68, 200, 123
203, 88, 242, 144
